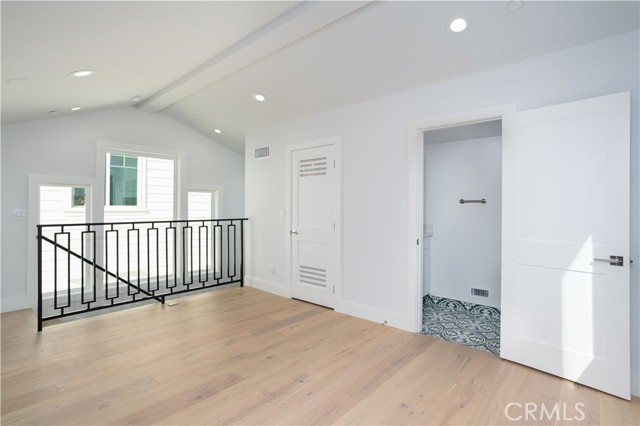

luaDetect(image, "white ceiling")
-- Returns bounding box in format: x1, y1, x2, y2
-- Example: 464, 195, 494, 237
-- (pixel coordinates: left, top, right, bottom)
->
2, 1, 639, 155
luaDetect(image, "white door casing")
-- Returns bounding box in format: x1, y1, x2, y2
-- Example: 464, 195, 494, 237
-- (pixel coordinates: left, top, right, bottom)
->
501, 92, 631, 399
408, 104, 516, 332
287, 137, 340, 308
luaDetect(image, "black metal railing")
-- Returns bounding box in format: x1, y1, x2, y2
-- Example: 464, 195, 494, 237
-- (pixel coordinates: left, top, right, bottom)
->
37, 218, 247, 331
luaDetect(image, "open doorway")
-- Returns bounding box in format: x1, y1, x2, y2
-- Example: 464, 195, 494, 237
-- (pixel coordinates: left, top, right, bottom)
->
409, 94, 630, 398
421, 120, 502, 355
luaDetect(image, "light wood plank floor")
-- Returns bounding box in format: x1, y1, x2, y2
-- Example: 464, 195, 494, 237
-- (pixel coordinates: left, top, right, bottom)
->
2, 287, 638, 425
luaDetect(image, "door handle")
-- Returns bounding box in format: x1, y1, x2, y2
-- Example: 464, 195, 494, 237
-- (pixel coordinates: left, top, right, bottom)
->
593, 256, 624, 266
290, 230, 298, 235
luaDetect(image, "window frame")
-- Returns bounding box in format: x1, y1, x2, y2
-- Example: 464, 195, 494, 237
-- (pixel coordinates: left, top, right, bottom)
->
97, 141, 185, 220
187, 188, 221, 220
187, 187, 223, 277
27, 176, 97, 309
104, 152, 147, 210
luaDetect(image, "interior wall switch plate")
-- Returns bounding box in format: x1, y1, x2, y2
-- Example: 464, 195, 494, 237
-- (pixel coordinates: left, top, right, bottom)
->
13, 208, 28, 220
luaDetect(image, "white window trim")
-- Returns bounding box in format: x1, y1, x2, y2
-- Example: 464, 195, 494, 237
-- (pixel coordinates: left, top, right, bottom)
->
27, 175, 97, 312
96, 140, 187, 223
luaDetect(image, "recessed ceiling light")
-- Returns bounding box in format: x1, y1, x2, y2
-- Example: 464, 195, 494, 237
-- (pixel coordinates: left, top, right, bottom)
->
449, 17, 468, 33
214, 129, 222, 134
69, 107, 81, 111
69, 70, 95, 77
253, 93, 267, 102
507, 0, 524, 12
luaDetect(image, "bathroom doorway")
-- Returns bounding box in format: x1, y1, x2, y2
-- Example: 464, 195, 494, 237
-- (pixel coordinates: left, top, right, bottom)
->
421, 120, 502, 355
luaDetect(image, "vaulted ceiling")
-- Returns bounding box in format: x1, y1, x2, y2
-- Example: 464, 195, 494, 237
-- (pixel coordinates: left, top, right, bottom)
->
2, 1, 639, 155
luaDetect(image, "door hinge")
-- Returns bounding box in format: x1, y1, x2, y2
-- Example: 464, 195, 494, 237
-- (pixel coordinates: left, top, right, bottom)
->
333, 286, 335, 294
333, 160, 336, 168
333, 222, 336, 231
416, 238, 420, 246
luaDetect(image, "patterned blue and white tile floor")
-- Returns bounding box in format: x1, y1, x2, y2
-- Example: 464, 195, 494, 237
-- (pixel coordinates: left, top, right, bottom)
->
421, 294, 501, 355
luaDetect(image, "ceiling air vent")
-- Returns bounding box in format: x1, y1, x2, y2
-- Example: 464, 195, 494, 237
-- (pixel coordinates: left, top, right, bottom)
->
470, 287, 489, 298
254, 147, 270, 159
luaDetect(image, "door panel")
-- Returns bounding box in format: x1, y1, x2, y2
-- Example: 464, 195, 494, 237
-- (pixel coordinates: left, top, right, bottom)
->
501, 92, 630, 398
291, 144, 336, 308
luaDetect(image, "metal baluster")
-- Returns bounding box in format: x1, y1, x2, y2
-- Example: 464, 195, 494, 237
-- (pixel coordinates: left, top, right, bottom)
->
37, 225, 43, 332
240, 219, 244, 287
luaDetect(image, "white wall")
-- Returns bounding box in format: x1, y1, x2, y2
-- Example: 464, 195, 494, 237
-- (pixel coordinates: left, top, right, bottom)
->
245, 31, 640, 393
1, 106, 244, 311
425, 137, 501, 308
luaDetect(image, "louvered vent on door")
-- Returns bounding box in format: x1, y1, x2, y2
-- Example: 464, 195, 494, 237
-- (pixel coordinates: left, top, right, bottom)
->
254, 147, 270, 159
299, 157, 327, 177
299, 265, 327, 288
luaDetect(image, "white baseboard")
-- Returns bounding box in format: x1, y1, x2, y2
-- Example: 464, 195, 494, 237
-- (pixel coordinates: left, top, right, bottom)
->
243, 277, 413, 331
244, 276, 289, 298
336, 299, 413, 332
243, 276, 413, 331
1, 296, 30, 313
632, 370, 639, 397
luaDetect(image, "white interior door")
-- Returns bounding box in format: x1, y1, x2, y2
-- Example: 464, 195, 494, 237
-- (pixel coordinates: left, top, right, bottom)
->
290, 144, 337, 308
501, 92, 630, 399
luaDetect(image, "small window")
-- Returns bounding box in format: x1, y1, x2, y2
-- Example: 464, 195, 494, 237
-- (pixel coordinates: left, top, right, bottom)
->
188, 191, 214, 220
71, 187, 86, 207
108, 154, 138, 206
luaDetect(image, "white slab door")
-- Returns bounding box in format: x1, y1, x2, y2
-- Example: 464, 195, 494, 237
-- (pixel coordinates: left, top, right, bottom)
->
289, 142, 338, 308
501, 92, 630, 399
